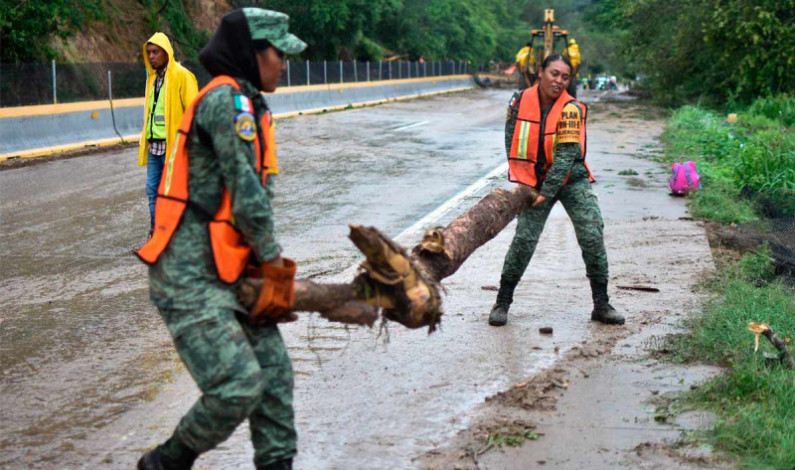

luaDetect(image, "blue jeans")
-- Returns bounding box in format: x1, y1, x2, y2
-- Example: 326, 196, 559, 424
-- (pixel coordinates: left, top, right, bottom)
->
146, 152, 166, 228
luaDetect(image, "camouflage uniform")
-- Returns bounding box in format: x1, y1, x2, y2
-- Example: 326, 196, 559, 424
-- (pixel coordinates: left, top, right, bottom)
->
501, 91, 608, 286
142, 8, 308, 469
150, 80, 295, 467
149, 80, 282, 311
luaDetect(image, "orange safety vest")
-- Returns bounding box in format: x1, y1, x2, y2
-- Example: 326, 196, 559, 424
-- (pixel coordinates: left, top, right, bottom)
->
136, 75, 279, 284
508, 85, 594, 188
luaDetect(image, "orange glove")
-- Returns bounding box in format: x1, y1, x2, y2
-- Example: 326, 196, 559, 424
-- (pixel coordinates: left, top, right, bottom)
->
249, 258, 297, 324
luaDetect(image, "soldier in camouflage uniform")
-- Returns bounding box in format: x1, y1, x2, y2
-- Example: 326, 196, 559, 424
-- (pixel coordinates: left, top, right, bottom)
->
136, 9, 307, 470
488, 54, 624, 327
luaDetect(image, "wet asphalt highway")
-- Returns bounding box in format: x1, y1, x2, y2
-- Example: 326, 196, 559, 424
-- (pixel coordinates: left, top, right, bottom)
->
0, 89, 691, 469
0, 89, 510, 468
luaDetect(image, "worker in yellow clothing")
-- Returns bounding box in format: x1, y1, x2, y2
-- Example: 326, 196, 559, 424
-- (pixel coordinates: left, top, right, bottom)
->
564, 38, 581, 97
139, 32, 198, 236
566, 39, 581, 72
515, 45, 537, 88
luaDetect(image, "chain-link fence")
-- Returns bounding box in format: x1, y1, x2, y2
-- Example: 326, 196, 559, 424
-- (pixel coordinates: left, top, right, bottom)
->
0, 60, 470, 107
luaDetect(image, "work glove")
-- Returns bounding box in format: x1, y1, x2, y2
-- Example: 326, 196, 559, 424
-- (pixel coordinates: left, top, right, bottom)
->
247, 258, 298, 324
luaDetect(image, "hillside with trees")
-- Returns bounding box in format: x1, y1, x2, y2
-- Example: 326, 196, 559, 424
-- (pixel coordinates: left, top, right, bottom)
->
1, 0, 792, 104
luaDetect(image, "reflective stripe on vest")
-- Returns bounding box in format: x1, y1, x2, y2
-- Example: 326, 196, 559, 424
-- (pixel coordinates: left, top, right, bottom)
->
136, 75, 279, 284
147, 77, 167, 140
507, 85, 594, 188
516, 120, 531, 160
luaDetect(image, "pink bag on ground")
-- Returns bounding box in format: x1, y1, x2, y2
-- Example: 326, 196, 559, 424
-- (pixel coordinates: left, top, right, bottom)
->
669, 160, 701, 195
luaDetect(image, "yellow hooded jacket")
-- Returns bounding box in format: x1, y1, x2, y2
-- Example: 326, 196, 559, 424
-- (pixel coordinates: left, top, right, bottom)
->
516, 46, 531, 70
566, 42, 581, 71
138, 32, 199, 167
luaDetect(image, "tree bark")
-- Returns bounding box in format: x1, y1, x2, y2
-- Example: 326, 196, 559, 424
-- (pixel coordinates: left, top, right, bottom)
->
410, 185, 536, 281
240, 184, 537, 329
762, 327, 795, 370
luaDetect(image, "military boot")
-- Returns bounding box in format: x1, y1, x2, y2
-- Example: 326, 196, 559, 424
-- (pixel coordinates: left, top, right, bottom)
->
488, 277, 518, 327
138, 437, 198, 470
258, 458, 293, 470
590, 279, 625, 325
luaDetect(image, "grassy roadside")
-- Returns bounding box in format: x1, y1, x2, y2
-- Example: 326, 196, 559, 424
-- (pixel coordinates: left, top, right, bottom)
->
668, 248, 794, 469
659, 96, 795, 469
661, 96, 794, 222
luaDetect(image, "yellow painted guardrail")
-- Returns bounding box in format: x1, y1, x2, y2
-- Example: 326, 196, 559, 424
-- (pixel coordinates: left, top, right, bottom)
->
1, 75, 473, 162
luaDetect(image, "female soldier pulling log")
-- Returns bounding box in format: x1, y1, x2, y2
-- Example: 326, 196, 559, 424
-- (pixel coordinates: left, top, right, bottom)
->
488, 54, 625, 327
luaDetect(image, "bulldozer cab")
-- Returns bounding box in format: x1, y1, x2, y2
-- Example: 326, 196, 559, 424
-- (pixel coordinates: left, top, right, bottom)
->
517, 9, 571, 90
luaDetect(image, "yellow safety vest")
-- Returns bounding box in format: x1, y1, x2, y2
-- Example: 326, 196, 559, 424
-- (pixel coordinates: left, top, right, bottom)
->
146, 76, 167, 140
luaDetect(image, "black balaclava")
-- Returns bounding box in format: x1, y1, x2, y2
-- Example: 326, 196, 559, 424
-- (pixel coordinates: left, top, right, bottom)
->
199, 10, 261, 88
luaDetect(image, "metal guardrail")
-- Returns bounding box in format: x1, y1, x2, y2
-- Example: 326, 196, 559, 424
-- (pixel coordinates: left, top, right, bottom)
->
0, 75, 476, 160
0, 60, 470, 108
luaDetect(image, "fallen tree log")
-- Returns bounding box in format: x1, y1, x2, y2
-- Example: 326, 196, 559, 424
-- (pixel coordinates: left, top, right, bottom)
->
237, 280, 381, 326
239, 184, 538, 330
410, 185, 537, 281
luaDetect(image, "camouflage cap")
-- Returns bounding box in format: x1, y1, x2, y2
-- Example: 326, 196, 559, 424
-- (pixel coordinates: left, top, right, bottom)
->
242, 8, 307, 55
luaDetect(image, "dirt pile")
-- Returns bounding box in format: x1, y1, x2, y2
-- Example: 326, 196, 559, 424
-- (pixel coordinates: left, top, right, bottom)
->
485, 338, 613, 411
486, 368, 566, 411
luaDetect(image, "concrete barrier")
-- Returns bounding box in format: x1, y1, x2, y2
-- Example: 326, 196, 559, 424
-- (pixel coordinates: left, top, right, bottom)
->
0, 75, 475, 161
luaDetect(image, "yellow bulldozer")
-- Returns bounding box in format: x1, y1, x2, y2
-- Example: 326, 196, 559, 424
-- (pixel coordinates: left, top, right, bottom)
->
514, 9, 580, 97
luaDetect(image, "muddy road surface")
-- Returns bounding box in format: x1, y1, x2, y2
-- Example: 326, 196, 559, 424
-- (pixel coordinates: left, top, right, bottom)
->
0, 90, 718, 469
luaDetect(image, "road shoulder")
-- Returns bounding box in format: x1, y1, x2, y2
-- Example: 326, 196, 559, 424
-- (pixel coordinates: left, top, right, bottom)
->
417, 100, 735, 470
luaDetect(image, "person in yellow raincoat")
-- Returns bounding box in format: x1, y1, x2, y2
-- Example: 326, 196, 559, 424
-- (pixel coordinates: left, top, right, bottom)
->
564, 38, 581, 96
515, 45, 537, 88
565, 38, 581, 72
138, 32, 198, 235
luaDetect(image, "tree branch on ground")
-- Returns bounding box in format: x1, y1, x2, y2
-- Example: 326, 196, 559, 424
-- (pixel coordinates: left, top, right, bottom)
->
749, 322, 795, 370
239, 185, 538, 331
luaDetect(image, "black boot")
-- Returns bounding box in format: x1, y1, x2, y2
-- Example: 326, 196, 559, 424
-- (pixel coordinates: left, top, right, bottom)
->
138, 437, 198, 470
590, 279, 625, 325
137, 448, 166, 470
488, 277, 517, 326
258, 458, 293, 470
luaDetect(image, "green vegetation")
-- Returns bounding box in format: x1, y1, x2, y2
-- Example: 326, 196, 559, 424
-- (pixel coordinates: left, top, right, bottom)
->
661, 95, 795, 223
1, 0, 630, 74
234, 0, 506, 62
686, 180, 758, 225
482, 429, 540, 450
234, 0, 618, 65
143, 0, 210, 62
665, 247, 795, 470
1, 0, 791, 108
588, 0, 793, 105
617, 168, 638, 175
658, 79, 794, 469
0, 0, 105, 62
